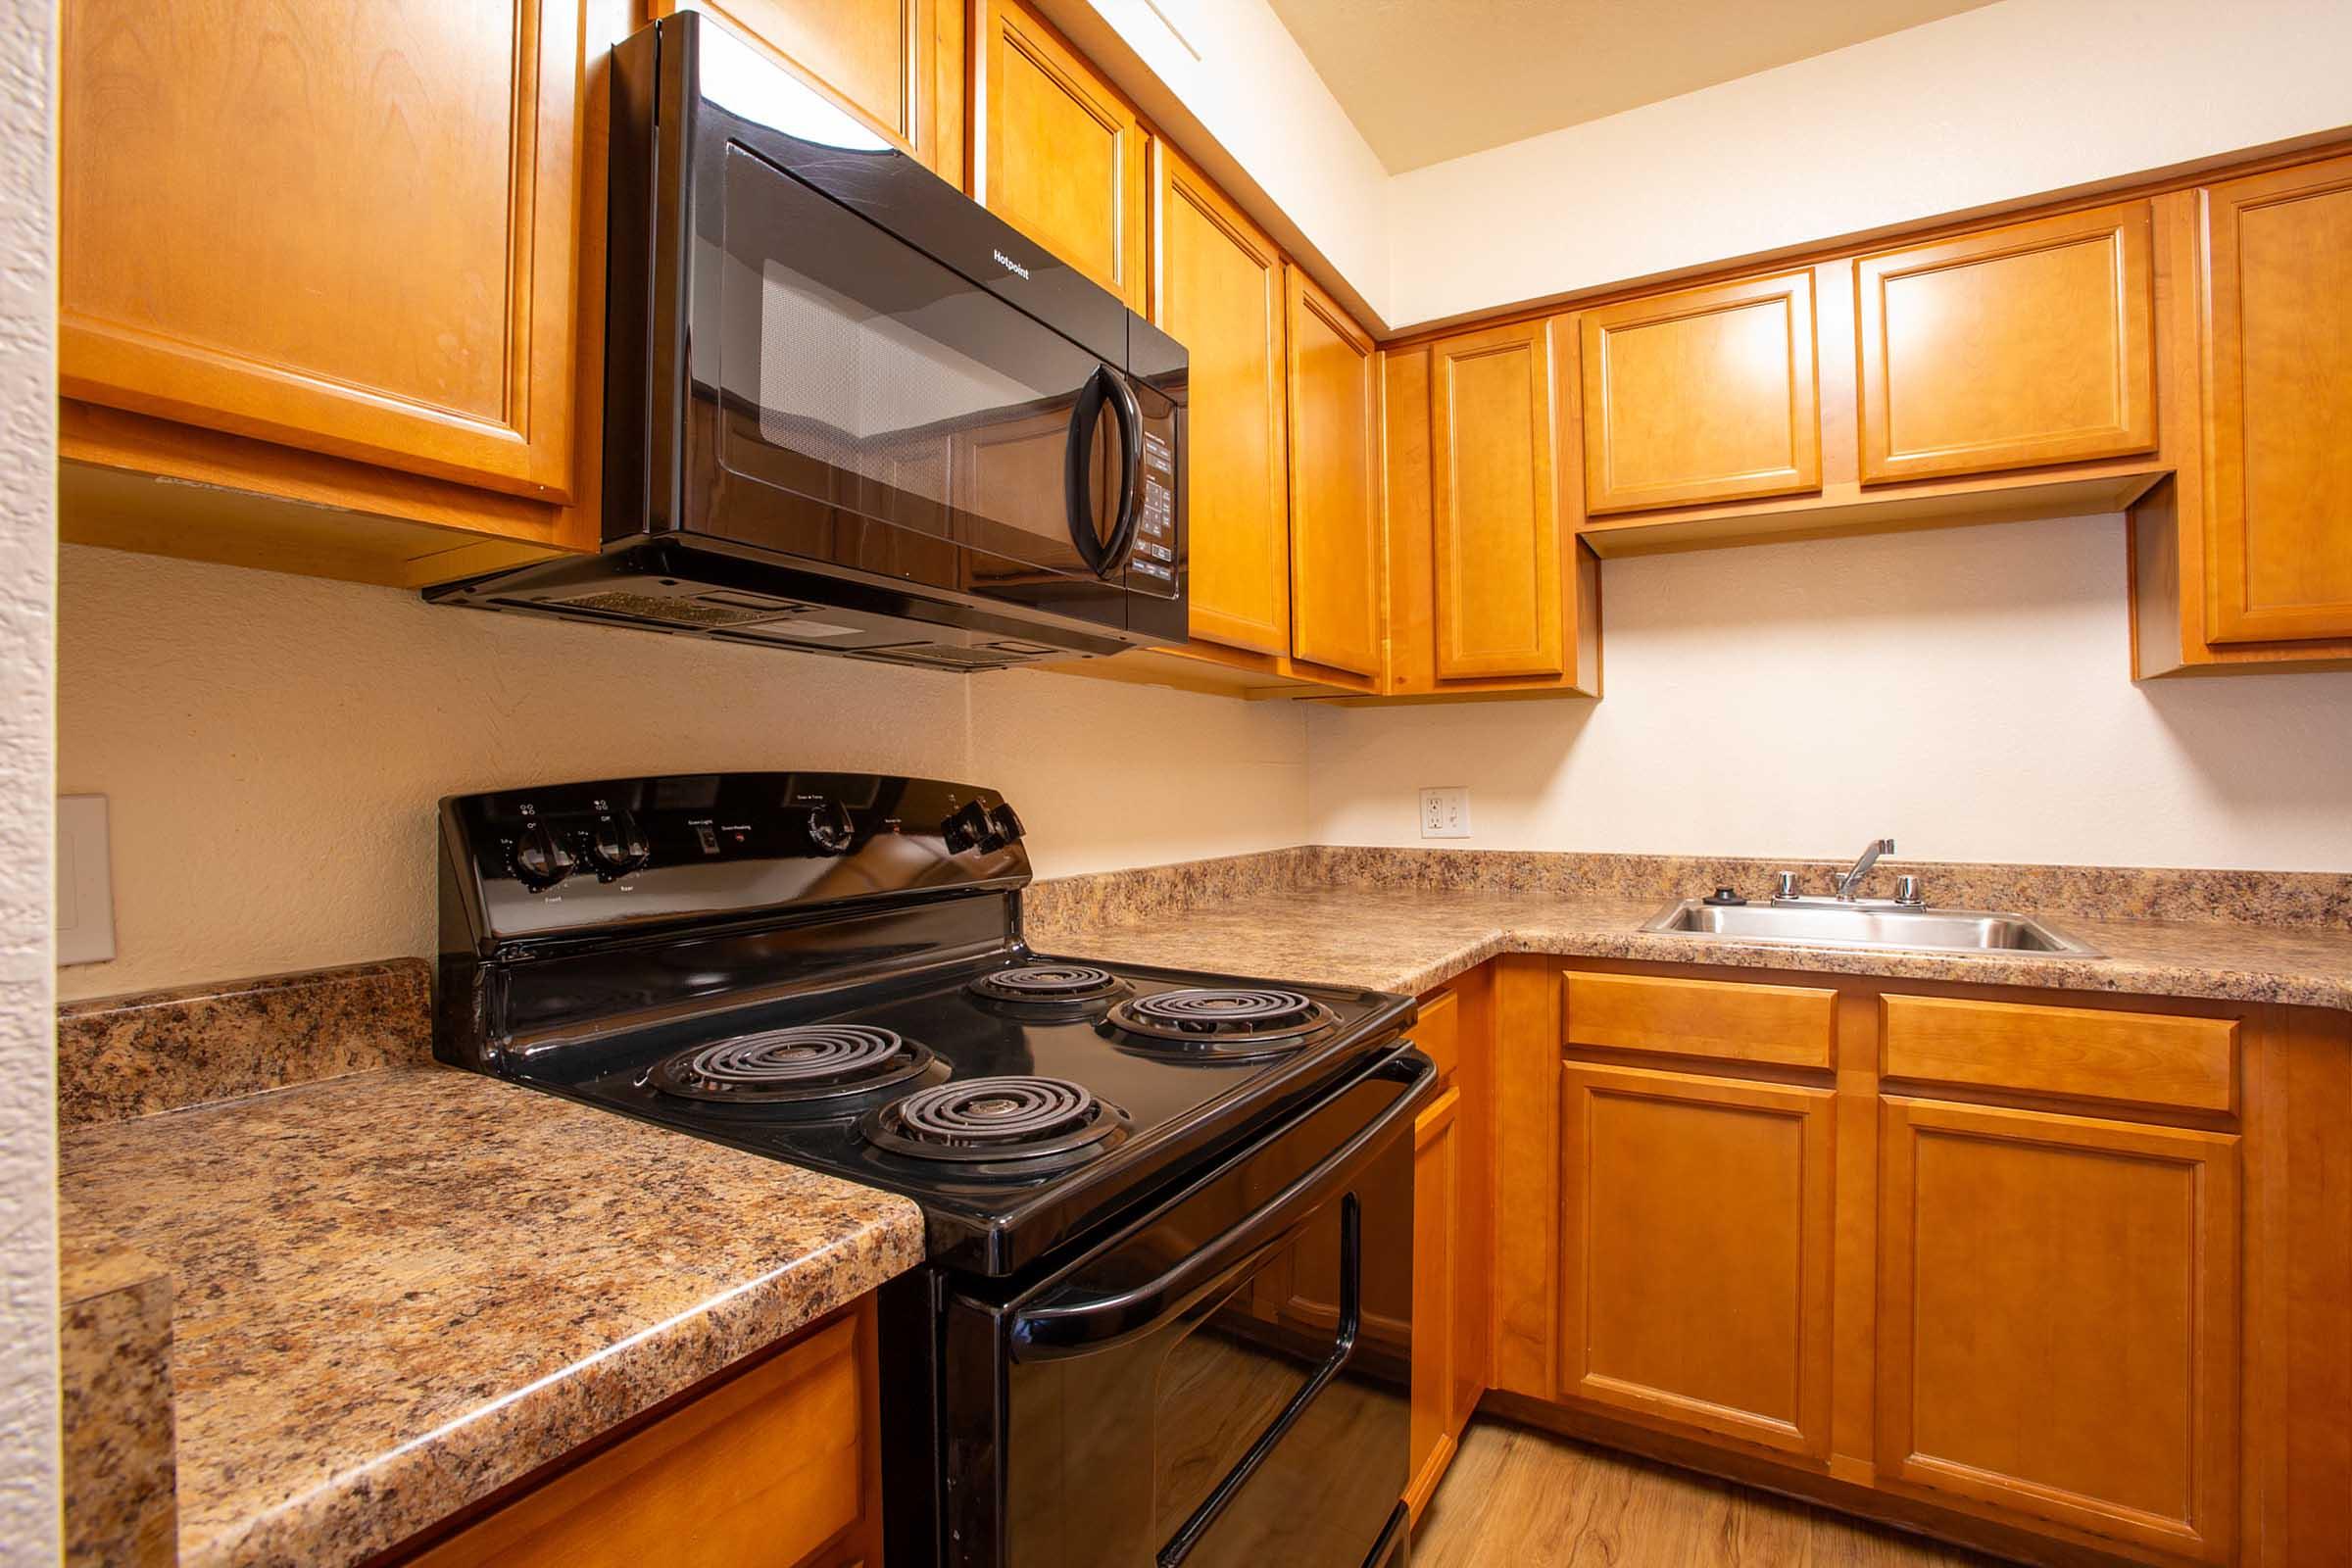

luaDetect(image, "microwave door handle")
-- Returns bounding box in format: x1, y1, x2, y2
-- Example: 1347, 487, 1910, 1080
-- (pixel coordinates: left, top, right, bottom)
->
1007, 1052, 1434, 1362
1062, 368, 1112, 574
1099, 368, 1146, 573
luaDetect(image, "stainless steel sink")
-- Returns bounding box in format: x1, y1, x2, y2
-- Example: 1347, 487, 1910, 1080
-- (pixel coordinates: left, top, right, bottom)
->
1640, 899, 2103, 957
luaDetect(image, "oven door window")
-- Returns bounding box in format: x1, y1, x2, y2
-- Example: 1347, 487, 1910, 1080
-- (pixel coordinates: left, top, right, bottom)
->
711, 144, 1121, 580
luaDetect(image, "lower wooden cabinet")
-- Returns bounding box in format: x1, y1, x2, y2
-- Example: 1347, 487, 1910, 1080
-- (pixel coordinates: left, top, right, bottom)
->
1406, 1083, 1462, 1519
400, 1301, 879, 1568
1556, 1062, 1835, 1458
1877, 1098, 2239, 1562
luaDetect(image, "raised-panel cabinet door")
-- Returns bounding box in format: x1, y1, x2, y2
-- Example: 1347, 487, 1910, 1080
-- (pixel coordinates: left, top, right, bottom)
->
974, 0, 1145, 308
1855, 201, 2156, 484
651, 0, 942, 170
1152, 146, 1287, 655
1557, 1063, 1835, 1457
1579, 270, 1820, 514
1877, 1098, 2237, 1562
1430, 320, 1565, 680
59, 0, 585, 502
1285, 268, 1383, 678
2199, 154, 2352, 644
1406, 1085, 1462, 1520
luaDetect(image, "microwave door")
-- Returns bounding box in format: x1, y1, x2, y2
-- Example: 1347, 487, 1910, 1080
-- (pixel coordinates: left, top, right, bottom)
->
705, 142, 1120, 597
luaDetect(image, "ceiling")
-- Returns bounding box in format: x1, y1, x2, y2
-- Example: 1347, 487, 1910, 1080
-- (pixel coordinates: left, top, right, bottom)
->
1266, 0, 2002, 172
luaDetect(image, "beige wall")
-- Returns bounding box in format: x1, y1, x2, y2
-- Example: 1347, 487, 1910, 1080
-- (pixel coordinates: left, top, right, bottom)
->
0, 0, 58, 1551
1308, 515, 2352, 872
55, 545, 1309, 1001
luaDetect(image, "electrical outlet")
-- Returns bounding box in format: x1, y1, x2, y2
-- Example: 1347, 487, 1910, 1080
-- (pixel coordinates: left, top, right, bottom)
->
1418, 787, 1470, 839
57, 795, 117, 966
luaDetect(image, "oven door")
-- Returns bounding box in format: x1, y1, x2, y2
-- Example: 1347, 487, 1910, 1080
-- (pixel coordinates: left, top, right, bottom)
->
941, 1049, 1430, 1568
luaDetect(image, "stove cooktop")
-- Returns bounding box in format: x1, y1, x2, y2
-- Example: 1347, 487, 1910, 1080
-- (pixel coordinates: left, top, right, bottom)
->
510, 951, 1412, 1275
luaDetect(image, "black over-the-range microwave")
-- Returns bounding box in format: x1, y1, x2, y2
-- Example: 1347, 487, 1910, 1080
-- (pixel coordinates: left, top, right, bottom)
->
425, 14, 1188, 671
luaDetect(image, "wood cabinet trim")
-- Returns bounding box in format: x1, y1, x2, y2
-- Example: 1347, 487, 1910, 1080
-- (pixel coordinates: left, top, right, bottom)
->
1578, 270, 1822, 515
1558, 1060, 1837, 1458
1882, 993, 2237, 1113
1563, 970, 1837, 1072
1875, 1096, 2238, 1562
1853, 200, 2157, 485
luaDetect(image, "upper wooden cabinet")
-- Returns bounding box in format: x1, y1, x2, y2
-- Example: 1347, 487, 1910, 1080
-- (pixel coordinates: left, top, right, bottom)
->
972, 0, 1145, 308
1429, 320, 1565, 680
1285, 267, 1384, 679
1877, 1098, 2238, 1562
60, 0, 587, 503
651, 0, 959, 175
1855, 202, 2157, 485
1578, 271, 1820, 514
1152, 144, 1289, 657
1558, 1061, 1836, 1458
2197, 155, 2352, 645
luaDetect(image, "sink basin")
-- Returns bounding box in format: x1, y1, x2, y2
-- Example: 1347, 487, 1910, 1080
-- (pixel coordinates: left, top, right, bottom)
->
1640, 899, 2103, 957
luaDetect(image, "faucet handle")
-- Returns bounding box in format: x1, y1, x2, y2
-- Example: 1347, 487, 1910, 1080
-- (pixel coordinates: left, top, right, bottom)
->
1773, 871, 1800, 902
1894, 874, 1924, 906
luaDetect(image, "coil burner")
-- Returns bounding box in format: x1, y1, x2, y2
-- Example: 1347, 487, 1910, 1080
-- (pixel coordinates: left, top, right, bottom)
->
859, 1076, 1130, 1169
651, 1024, 939, 1107
966, 961, 1133, 1010
1102, 987, 1340, 1061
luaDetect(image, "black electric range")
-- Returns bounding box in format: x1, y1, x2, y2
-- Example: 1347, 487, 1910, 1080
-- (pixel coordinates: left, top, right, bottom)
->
435, 772, 1428, 1568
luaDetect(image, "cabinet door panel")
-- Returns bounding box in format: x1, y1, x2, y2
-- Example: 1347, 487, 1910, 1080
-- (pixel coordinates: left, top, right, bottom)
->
1558, 1063, 1835, 1456
976, 0, 1143, 308
1580, 270, 1820, 514
1406, 1086, 1462, 1519
1878, 1098, 2237, 1561
1286, 268, 1383, 677
1153, 148, 1288, 655
654, 0, 935, 165
1856, 202, 2155, 484
2200, 154, 2352, 643
1430, 321, 1564, 679
60, 0, 584, 500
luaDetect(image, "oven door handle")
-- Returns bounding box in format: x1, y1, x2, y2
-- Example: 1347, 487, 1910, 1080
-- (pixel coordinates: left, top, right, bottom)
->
1007, 1050, 1434, 1362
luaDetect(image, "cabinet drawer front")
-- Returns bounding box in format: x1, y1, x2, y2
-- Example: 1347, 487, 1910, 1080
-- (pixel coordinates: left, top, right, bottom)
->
411, 1314, 866, 1568
1855, 201, 2156, 484
1559, 1063, 1837, 1456
1878, 1099, 2237, 1561
2199, 153, 2352, 644
1580, 270, 1821, 514
1413, 986, 1461, 1085
1883, 995, 2235, 1112
1564, 972, 1835, 1070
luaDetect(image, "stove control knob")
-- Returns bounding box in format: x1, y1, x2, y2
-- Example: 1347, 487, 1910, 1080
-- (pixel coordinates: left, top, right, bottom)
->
512, 822, 577, 892
942, 800, 992, 854
806, 800, 857, 856
588, 809, 651, 878
982, 802, 1025, 852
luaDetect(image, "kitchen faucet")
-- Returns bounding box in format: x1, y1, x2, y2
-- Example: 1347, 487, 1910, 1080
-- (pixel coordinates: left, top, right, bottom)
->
1834, 837, 1895, 901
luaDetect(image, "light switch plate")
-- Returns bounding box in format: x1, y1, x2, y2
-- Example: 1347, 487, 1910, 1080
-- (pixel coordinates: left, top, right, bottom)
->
1419, 787, 1470, 839
58, 795, 117, 966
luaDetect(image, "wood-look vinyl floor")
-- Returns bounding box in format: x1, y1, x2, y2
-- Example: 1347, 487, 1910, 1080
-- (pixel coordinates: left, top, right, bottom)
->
1413, 1419, 2011, 1567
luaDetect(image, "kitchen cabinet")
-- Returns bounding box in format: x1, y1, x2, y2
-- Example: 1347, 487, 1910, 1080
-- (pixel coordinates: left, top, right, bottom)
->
401, 1301, 881, 1567
1557, 1061, 1837, 1458
649, 0, 962, 176
1577, 270, 1821, 514
1152, 143, 1290, 656
1375, 324, 1601, 701
972, 0, 1146, 309
1407, 1083, 1462, 1520
61, 0, 588, 504
1877, 1098, 2238, 1562
1855, 201, 2157, 484
1284, 266, 1385, 679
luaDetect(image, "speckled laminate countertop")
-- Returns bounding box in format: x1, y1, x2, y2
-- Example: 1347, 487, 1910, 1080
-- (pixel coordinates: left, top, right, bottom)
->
57, 1065, 926, 1568
1031, 885, 2352, 1010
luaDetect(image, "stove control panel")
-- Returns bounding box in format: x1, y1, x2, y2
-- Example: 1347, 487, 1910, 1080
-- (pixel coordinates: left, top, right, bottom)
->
441, 772, 1031, 944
